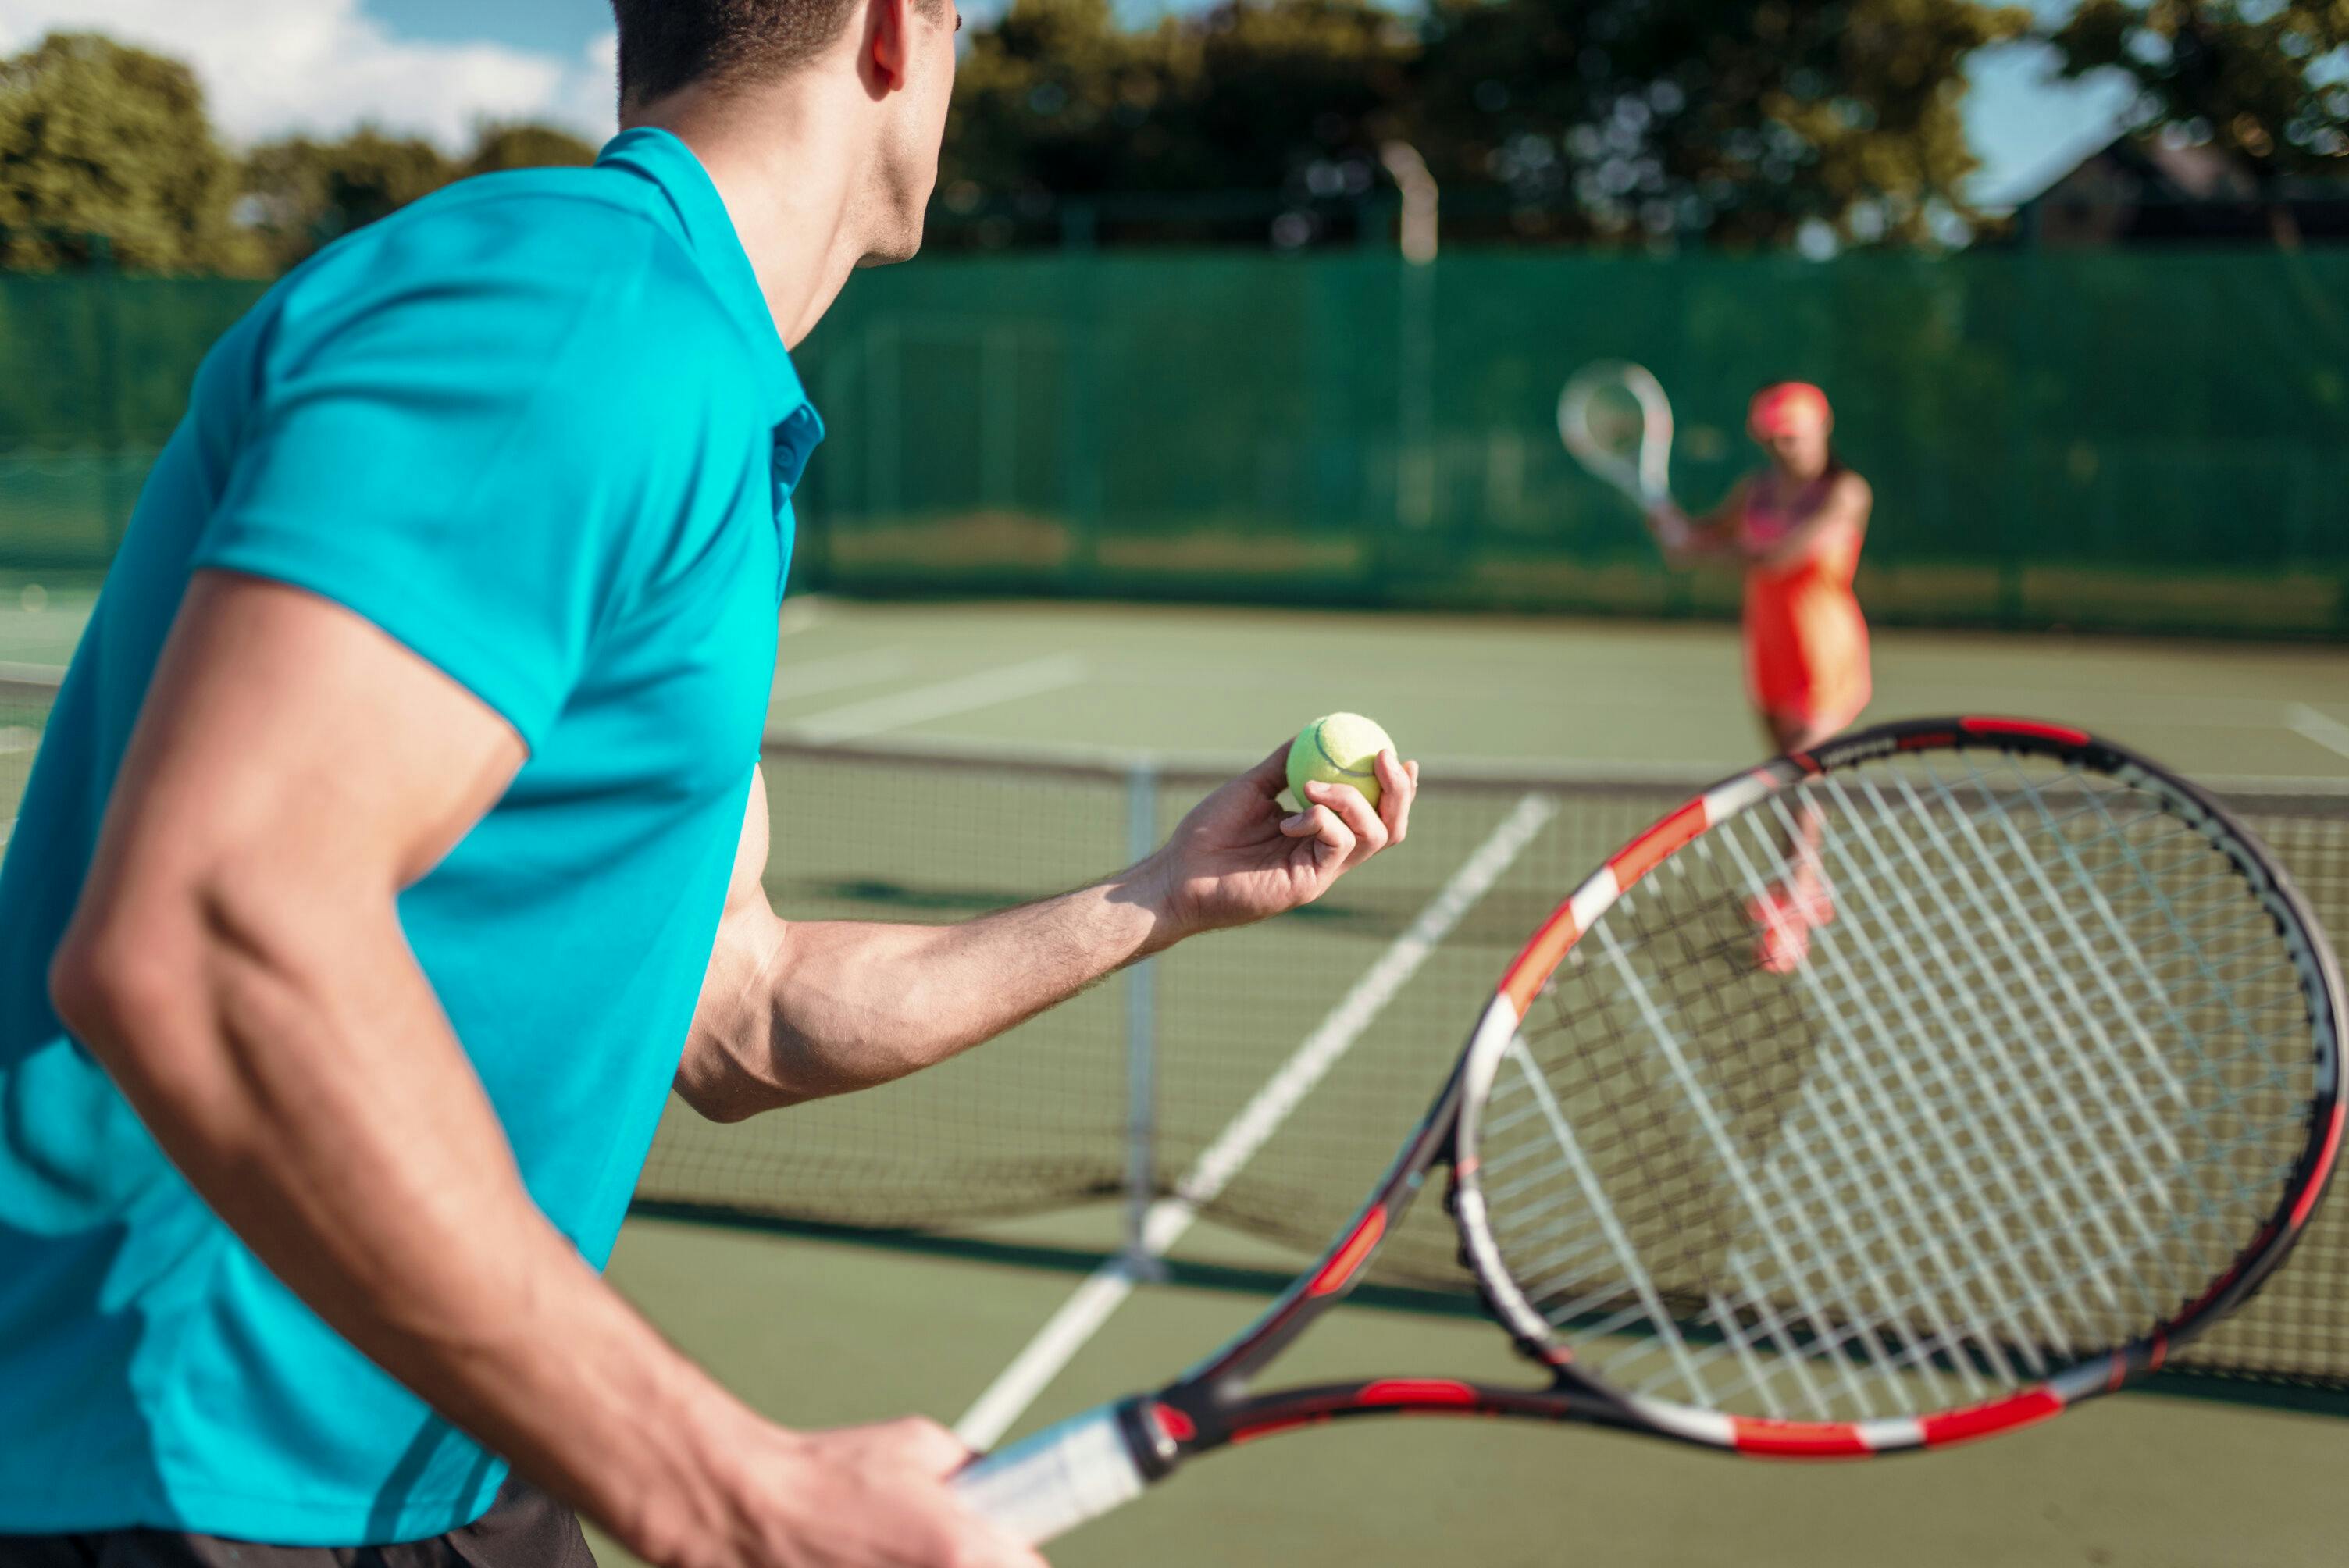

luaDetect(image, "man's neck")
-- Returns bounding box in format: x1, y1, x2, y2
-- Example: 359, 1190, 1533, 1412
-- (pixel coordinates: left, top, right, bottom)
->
626, 83, 873, 350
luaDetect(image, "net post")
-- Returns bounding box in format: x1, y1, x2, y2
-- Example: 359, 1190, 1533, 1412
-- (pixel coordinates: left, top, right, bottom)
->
1122, 757, 1164, 1281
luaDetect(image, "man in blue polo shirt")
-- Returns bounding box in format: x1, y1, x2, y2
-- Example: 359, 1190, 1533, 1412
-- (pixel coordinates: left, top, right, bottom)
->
0, 2, 1418, 1566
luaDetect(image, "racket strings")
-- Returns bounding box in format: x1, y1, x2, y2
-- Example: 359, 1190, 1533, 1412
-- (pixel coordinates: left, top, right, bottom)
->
1559, 363, 1672, 501
1574, 384, 1649, 464
1925, 757, 2297, 1089
1700, 769, 2301, 1408
1473, 749, 2322, 1423
1795, 768, 2294, 1220
1826, 766, 2302, 1168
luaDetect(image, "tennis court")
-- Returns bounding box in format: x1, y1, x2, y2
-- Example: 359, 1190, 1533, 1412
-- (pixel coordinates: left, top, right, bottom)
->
650, 593, 2349, 1567
16, 584, 2345, 1565
9, 10, 2349, 1563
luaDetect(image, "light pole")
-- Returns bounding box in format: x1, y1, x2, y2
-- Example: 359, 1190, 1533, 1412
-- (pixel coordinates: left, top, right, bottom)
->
1379, 142, 1438, 532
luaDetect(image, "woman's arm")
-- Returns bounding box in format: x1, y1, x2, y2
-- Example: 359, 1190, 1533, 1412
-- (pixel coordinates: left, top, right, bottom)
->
1654, 476, 1750, 562
1748, 470, 1872, 571
679, 744, 1419, 1120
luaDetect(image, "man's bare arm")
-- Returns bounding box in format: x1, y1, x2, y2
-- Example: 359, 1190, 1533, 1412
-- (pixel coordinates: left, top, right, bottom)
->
679, 744, 1419, 1121
51, 572, 1035, 1568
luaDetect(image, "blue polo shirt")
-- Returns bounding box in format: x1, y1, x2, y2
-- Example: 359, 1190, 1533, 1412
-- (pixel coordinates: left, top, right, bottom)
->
0, 128, 818, 1542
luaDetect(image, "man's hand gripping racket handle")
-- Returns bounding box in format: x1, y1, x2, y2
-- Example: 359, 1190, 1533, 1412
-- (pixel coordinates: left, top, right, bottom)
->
953, 1401, 1153, 1545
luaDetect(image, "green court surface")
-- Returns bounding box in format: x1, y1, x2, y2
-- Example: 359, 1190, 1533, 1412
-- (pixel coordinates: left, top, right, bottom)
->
629, 597, 2347, 1566
605, 1216, 2349, 1568
9, 586, 2349, 1564
752, 595, 2349, 783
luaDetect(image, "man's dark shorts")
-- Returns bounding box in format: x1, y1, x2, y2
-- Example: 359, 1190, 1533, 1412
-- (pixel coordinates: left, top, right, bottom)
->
0, 1481, 593, 1568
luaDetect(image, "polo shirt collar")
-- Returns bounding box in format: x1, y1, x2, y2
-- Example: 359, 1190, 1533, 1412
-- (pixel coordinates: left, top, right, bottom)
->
596, 126, 820, 448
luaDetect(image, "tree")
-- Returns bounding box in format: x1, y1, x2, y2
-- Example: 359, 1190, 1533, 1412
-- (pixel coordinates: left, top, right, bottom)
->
949, 0, 1412, 191
240, 122, 601, 273
944, 0, 1180, 200
1174, 0, 1414, 192
2051, 0, 2349, 189
0, 30, 256, 272
239, 129, 453, 273
465, 121, 600, 176
1408, 0, 2028, 248
946, 0, 2026, 248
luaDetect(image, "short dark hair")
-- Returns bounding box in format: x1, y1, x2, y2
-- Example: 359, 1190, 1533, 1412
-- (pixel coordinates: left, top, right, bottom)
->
610, 0, 865, 108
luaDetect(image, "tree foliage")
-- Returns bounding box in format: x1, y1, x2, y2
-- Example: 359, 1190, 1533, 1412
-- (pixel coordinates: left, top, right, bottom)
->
2051, 0, 2349, 180
241, 122, 593, 273
0, 32, 255, 272
239, 129, 453, 274
0, 29, 600, 273
946, 0, 2029, 246
5, 9, 2347, 269
1410, 0, 2029, 245
465, 122, 600, 177
947, 0, 1413, 209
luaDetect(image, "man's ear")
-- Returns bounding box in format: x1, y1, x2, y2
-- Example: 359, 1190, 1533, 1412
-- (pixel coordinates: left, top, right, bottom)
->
865, 0, 910, 91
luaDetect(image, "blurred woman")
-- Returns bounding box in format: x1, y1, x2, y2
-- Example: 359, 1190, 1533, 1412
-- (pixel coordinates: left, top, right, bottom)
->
1653, 382, 1872, 970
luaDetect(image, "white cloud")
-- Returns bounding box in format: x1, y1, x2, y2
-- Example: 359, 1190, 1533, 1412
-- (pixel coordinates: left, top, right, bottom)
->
0, 1, 619, 150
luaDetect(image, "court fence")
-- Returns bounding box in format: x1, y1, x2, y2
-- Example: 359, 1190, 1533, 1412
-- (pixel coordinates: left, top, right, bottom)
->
5, 248, 2347, 638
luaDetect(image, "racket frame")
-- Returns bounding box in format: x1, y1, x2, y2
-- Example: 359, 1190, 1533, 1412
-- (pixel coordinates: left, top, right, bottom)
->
1452, 715, 2345, 1456
1557, 360, 1677, 508
956, 716, 2345, 1540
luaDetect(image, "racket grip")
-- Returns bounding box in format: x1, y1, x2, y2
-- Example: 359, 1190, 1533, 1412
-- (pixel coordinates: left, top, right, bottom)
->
1647, 504, 1691, 551
952, 1402, 1150, 1545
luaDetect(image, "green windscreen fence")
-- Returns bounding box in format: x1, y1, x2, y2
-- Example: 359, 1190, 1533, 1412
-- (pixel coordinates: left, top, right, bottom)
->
4, 250, 2346, 636
0, 272, 268, 571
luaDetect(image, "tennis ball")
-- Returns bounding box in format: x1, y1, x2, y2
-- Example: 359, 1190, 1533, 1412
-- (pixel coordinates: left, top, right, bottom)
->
1286, 712, 1395, 813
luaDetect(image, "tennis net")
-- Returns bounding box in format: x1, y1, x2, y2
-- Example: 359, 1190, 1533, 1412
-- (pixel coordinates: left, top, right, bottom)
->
5, 686, 2347, 1388
643, 734, 2349, 1392
0, 665, 53, 845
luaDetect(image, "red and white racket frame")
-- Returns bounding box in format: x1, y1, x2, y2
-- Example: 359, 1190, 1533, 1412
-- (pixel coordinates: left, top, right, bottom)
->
955, 717, 2345, 1541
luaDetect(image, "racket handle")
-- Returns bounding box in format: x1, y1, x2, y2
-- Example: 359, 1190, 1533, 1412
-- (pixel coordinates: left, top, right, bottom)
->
952, 1402, 1150, 1545
1646, 503, 1691, 551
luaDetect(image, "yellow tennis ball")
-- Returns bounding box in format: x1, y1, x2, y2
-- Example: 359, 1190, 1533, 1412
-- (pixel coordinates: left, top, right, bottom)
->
1286, 712, 1395, 813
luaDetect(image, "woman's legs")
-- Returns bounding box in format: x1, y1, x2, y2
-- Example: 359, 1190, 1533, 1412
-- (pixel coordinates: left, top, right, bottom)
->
1749, 707, 1851, 972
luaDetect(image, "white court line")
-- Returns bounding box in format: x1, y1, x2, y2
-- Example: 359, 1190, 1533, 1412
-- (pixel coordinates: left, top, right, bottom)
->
0, 661, 65, 686
779, 655, 1087, 745
769, 648, 913, 701
952, 792, 1562, 1451
2286, 704, 2349, 762
775, 597, 829, 636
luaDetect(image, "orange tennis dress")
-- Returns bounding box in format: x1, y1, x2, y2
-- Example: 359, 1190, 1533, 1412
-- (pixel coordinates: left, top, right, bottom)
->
1740, 476, 1870, 732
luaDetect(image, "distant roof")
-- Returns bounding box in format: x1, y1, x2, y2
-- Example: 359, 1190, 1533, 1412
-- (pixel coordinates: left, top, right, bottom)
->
1997, 132, 2349, 245
2008, 130, 2349, 208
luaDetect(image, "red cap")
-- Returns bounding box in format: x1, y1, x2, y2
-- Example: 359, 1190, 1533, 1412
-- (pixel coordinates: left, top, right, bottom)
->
1748, 382, 1832, 439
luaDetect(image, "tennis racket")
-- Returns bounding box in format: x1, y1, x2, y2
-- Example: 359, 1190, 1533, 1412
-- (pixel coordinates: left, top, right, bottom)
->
1557, 360, 1684, 547
954, 716, 2344, 1545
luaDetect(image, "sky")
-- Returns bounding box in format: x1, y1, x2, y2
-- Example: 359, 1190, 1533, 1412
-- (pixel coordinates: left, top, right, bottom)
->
0, 0, 2140, 208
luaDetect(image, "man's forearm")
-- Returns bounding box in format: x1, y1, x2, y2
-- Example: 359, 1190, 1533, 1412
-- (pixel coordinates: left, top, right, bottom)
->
52, 884, 761, 1563
680, 871, 1166, 1118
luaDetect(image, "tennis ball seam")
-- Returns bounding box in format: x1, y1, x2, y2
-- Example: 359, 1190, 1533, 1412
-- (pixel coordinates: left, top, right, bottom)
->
1310, 721, 1376, 779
